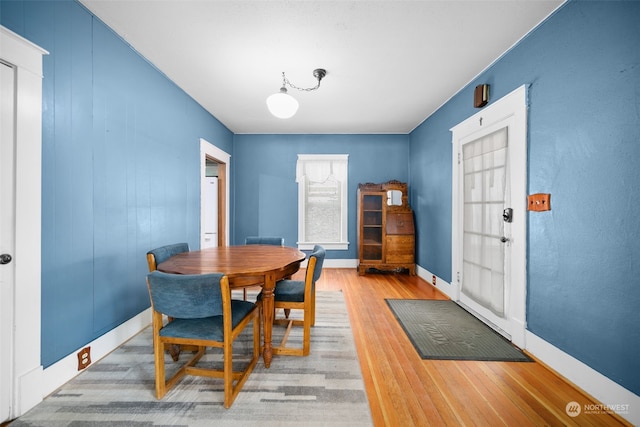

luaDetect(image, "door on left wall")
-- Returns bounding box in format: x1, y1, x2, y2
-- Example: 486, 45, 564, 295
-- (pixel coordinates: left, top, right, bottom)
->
1, 59, 16, 423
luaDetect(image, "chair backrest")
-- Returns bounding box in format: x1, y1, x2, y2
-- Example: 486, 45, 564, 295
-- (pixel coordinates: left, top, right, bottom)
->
146, 242, 189, 271
309, 245, 326, 284
147, 271, 224, 319
245, 236, 284, 246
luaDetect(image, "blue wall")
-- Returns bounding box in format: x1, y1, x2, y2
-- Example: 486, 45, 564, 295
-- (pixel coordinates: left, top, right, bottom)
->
1, 0, 233, 367
2, 0, 638, 399
410, 1, 640, 395
232, 134, 409, 258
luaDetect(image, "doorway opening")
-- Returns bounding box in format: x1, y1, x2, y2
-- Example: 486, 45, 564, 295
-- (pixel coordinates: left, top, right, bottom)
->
200, 139, 229, 248
451, 85, 528, 348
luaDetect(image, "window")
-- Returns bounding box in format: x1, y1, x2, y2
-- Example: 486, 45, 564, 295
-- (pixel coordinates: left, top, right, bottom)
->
296, 154, 349, 250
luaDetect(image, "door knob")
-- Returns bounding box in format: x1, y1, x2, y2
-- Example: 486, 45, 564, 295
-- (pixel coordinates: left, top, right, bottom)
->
500, 237, 509, 243
0, 254, 12, 264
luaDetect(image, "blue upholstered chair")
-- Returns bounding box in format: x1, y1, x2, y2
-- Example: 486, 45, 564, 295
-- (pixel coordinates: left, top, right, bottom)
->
260, 245, 325, 356
146, 242, 191, 361
243, 236, 285, 300
146, 271, 260, 408
245, 236, 285, 246
146, 242, 189, 272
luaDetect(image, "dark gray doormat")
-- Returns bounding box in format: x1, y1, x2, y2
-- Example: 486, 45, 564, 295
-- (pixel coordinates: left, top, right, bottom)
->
386, 299, 532, 362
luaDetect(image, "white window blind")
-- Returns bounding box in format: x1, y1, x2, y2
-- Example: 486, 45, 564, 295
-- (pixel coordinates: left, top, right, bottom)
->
296, 154, 349, 250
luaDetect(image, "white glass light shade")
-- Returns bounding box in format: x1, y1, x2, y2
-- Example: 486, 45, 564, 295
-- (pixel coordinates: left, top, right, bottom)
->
266, 89, 299, 119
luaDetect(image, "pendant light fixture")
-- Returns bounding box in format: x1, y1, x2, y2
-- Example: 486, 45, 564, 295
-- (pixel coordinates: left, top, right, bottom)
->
266, 68, 326, 119
266, 84, 299, 119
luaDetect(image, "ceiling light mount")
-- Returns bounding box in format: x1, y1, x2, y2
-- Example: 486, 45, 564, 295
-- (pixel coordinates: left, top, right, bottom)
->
314, 68, 327, 80
266, 68, 327, 119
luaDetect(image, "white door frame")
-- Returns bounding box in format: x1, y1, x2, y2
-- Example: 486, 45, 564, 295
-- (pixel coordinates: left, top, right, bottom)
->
200, 138, 230, 247
451, 85, 528, 348
1, 53, 17, 426
0, 26, 47, 421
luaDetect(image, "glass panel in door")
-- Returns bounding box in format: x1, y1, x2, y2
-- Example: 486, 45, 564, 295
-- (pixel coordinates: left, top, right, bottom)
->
461, 127, 508, 317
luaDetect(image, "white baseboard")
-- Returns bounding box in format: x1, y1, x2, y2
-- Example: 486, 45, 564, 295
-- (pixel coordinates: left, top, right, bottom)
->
37, 308, 151, 402
17, 365, 43, 415
416, 264, 454, 298
526, 332, 638, 425
415, 264, 637, 425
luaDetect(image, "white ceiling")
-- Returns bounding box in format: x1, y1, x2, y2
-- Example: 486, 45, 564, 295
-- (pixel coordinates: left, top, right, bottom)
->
79, 0, 563, 134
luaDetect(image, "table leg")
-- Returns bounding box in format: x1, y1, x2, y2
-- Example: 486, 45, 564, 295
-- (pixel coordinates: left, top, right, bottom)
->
261, 272, 275, 368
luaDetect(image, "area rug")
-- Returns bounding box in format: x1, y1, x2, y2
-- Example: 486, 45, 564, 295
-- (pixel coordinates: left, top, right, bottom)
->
12, 292, 372, 427
386, 299, 532, 362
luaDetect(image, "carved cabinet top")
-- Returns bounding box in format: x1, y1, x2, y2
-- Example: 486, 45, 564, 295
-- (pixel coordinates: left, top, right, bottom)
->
358, 181, 410, 211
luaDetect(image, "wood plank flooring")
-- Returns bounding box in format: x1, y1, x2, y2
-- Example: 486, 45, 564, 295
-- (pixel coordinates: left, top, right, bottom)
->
309, 268, 631, 427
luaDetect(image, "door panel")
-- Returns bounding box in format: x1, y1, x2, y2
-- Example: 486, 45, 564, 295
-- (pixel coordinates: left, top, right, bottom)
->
451, 85, 528, 347
1, 60, 16, 423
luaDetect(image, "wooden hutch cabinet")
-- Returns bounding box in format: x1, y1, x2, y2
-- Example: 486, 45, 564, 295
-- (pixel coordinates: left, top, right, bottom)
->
357, 181, 415, 275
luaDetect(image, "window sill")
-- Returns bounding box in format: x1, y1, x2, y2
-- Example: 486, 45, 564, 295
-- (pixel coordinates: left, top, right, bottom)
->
297, 242, 349, 251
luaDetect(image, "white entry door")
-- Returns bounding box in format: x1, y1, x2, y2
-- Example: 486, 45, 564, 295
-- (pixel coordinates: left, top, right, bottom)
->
1, 26, 46, 421
451, 85, 528, 348
0, 59, 16, 423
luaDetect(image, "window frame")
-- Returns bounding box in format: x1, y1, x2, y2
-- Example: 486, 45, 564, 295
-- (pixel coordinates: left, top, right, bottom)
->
296, 154, 349, 250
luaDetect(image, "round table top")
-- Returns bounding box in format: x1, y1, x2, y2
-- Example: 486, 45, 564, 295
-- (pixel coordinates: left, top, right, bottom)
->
157, 245, 306, 278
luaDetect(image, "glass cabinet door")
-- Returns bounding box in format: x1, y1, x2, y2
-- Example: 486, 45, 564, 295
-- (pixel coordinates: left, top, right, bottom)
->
361, 194, 383, 261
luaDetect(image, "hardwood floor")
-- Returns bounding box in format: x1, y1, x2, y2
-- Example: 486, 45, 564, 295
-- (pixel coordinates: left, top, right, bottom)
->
308, 268, 630, 427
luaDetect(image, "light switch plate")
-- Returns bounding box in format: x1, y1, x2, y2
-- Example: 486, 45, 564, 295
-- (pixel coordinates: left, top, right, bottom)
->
528, 193, 551, 211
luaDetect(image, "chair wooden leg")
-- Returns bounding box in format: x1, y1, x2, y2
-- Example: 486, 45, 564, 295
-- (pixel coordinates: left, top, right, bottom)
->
154, 337, 167, 399
253, 312, 260, 360
302, 306, 311, 356
311, 290, 316, 326
169, 344, 181, 361
223, 311, 260, 408
223, 332, 233, 408
164, 315, 182, 361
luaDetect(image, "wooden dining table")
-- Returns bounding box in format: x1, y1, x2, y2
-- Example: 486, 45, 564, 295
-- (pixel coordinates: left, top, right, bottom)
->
157, 245, 306, 368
